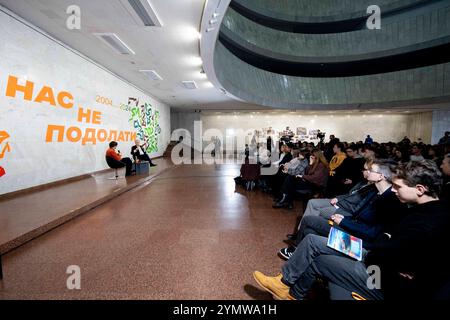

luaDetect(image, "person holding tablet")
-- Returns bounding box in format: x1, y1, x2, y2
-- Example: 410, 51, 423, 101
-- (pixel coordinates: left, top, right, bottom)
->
253, 160, 449, 300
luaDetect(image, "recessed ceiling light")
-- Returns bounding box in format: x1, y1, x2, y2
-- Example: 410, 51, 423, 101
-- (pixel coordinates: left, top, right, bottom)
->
196, 72, 207, 79
181, 81, 198, 89
186, 56, 203, 67
93, 33, 135, 55
120, 0, 163, 27
182, 26, 201, 41
139, 70, 163, 81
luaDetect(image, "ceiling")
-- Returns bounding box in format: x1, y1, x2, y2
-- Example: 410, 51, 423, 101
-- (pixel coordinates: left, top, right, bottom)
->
0, 0, 260, 109
0, 0, 448, 113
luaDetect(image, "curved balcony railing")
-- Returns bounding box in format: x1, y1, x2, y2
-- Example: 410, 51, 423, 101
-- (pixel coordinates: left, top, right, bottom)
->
214, 41, 450, 109
222, 2, 450, 58
231, 0, 436, 33
200, 0, 450, 110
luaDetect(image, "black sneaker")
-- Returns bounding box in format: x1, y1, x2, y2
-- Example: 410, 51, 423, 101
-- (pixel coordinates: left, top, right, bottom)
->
278, 246, 296, 260
286, 233, 297, 241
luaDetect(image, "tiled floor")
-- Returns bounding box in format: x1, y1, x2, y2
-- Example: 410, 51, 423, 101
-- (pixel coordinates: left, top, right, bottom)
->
0, 158, 173, 253
0, 163, 300, 300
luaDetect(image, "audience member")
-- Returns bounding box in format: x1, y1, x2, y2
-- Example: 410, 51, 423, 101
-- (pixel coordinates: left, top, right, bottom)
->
326, 142, 347, 197
285, 158, 376, 242
327, 145, 365, 196
272, 149, 311, 209
438, 131, 450, 145
253, 160, 449, 300
441, 153, 450, 201
410, 145, 425, 161
364, 135, 373, 144
279, 159, 405, 259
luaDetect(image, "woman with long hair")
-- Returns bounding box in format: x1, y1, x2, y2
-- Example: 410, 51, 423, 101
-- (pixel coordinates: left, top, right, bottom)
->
273, 149, 329, 209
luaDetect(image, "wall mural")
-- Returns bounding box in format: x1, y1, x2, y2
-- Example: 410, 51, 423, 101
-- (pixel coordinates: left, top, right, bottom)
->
0, 130, 11, 178
121, 97, 162, 153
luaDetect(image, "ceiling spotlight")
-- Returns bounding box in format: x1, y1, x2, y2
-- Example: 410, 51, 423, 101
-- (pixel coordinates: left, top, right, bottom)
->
212, 12, 220, 18
186, 56, 203, 67
209, 19, 218, 25
206, 27, 215, 33
181, 26, 201, 41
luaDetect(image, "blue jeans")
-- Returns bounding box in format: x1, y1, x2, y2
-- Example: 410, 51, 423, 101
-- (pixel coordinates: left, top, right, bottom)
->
282, 234, 383, 300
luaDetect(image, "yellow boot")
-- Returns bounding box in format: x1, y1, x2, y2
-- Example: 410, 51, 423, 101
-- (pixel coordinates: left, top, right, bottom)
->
253, 271, 296, 300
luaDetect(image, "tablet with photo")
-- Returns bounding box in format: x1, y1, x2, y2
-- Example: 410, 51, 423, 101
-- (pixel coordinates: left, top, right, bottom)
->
327, 227, 363, 261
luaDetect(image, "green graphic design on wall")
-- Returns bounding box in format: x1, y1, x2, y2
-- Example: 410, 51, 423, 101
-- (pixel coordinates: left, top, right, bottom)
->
123, 97, 161, 153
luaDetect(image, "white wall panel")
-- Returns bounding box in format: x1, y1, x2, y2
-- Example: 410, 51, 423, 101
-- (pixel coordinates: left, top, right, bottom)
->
0, 11, 171, 195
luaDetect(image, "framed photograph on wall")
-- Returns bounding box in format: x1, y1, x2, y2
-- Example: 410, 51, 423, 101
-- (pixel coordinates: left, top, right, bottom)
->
297, 127, 307, 135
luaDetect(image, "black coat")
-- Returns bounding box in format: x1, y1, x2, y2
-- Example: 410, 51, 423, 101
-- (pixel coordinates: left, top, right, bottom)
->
131, 145, 148, 160
364, 200, 450, 299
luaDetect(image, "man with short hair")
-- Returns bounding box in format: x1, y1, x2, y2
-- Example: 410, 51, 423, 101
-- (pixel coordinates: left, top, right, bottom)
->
325, 142, 347, 197
267, 143, 293, 195
410, 145, 424, 162
286, 158, 376, 242
253, 160, 449, 300
438, 131, 450, 145
365, 135, 374, 145
279, 159, 404, 260
329, 145, 366, 195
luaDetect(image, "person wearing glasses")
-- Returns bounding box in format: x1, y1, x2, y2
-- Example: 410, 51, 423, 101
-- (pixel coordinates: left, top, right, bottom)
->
254, 160, 448, 300
278, 159, 405, 260
284, 158, 377, 243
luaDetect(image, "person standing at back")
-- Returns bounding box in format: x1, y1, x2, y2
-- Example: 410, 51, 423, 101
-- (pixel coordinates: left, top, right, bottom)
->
365, 135, 374, 144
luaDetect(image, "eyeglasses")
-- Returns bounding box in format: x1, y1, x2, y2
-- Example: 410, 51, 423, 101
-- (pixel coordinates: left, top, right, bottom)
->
362, 168, 382, 174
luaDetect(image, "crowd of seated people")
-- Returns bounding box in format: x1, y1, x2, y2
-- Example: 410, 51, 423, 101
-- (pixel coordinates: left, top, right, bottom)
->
254, 158, 450, 300
236, 134, 449, 203
233, 133, 450, 300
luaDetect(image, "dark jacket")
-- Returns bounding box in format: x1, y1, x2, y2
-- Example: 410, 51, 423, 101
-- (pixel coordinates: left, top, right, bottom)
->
131, 145, 148, 160
364, 200, 450, 299
441, 178, 450, 203
335, 181, 378, 215
334, 157, 365, 186
279, 152, 293, 166
339, 187, 406, 244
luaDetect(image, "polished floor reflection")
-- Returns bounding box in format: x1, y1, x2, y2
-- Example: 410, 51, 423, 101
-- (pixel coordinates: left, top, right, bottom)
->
0, 164, 298, 299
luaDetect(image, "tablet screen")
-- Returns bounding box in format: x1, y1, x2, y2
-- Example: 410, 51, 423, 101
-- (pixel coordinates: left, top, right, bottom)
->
327, 227, 363, 261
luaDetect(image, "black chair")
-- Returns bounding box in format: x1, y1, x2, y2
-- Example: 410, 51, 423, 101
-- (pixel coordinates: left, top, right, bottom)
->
105, 156, 126, 180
